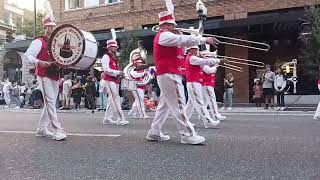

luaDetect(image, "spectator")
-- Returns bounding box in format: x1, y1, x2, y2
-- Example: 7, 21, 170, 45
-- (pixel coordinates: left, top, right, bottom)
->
58, 78, 65, 108
221, 72, 234, 110
20, 83, 28, 108
83, 76, 96, 110
253, 79, 263, 109
2, 78, 12, 108
274, 67, 287, 111
10, 80, 21, 109
60, 75, 72, 110
71, 79, 82, 110
98, 77, 107, 110
314, 77, 320, 120
262, 64, 275, 110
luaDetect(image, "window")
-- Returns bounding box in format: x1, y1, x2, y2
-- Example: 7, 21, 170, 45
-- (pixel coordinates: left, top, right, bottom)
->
65, 0, 80, 10
84, 0, 99, 7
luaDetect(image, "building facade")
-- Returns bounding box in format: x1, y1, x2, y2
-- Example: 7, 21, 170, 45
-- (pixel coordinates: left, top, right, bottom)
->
4, 0, 320, 103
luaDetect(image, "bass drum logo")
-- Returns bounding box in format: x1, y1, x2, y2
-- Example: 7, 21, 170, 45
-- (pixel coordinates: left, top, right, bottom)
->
49, 24, 84, 68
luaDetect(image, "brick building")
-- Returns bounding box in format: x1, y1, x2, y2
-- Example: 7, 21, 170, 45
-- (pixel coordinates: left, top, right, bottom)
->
5, 0, 320, 103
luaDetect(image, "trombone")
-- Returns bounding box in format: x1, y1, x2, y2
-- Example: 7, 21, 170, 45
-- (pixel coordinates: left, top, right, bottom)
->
199, 51, 265, 68
152, 25, 271, 52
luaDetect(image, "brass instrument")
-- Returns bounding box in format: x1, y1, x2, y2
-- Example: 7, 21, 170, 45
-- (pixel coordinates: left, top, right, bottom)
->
152, 25, 271, 52
199, 51, 265, 69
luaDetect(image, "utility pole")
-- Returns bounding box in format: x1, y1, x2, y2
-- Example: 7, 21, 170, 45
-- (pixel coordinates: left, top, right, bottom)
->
33, 0, 37, 38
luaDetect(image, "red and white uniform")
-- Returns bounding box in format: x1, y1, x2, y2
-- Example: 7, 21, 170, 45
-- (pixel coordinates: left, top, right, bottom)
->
101, 50, 127, 124
24, 35, 64, 133
148, 28, 209, 137
128, 68, 148, 118
185, 53, 220, 125
314, 80, 320, 120
201, 65, 225, 120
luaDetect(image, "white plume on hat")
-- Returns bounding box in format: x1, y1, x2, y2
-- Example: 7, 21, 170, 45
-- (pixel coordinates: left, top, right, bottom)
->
43, 0, 56, 26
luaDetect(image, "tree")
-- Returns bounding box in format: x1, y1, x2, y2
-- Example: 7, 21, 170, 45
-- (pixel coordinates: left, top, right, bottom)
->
300, 6, 320, 75
118, 30, 140, 69
15, 11, 45, 38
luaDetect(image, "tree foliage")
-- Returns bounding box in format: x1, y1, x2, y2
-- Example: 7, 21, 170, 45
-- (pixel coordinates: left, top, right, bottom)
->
300, 6, 320, 73
118, 30, 140, 69
15, 11, 45, 38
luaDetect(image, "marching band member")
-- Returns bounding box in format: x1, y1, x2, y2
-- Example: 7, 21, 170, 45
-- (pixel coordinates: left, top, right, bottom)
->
314, 79, 320, 120
146, 11, 219, 145
202, 51, 227, 121
24, 15, 67, 141
128, 54, 149, 118
185, 46, 221, 128
102, 40, 129, 126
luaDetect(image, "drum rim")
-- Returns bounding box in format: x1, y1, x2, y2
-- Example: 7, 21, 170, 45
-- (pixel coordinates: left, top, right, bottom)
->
48, 24, 86, 69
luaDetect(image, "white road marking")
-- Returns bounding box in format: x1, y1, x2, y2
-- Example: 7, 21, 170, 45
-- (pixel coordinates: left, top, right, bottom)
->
0, 130, 121, 137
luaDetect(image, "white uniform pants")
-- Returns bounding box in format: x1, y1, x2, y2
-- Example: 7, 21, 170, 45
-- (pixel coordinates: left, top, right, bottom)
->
103, 80, 126, 122
130, 88, 147, 116
4, 93, 10, 106
150, 74, 195, 136
203, 86, 220, 118
185, 82, 213, 124
315, 101, 320, 119
37, 76, 63, 131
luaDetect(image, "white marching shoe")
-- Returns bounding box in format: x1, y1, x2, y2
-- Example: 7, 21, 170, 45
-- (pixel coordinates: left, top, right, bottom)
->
216, 114, 226, 121
146, 130, 170, 141
52, 129, 67, 141
116, 120, 130, 126
181, 134, 205, 145
314, 116, 320, 120
36, 128, 54, 137
204, 120, 220, 128
103, 119, 117, 125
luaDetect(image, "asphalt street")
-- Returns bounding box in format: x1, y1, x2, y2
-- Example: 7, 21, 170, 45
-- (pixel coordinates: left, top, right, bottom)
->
0, 108, 319, 180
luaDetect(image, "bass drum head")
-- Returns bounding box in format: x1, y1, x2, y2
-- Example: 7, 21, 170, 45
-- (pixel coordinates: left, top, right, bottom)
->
48, 24, 86, 69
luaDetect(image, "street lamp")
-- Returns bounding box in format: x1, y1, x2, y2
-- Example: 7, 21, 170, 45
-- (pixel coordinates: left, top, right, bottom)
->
196, 0, 208, 50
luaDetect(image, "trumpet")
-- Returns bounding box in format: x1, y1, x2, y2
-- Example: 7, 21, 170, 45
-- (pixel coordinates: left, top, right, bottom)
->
199, 51, 265, 68
152, 25, 270, 52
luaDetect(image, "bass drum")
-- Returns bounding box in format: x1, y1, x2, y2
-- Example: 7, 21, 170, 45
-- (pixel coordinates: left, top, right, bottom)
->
48, 24, 98, 70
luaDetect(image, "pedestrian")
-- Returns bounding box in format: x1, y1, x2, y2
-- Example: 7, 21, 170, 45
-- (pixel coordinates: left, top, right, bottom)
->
71, 79, 82, 110
221, 72, 234, 110
262, 64, 275, 110
253, 79, 263, 109
60, 75, 72, 110
24, 14, 67, 140
314, 78, 320, 120
83, 76, 97, 110
98, 75, 107, 111
10, 80, 21, 109
146, 11, 219, 144
274, 67, 287, 111
2, 78, 11, 108
19, 82, 28, 108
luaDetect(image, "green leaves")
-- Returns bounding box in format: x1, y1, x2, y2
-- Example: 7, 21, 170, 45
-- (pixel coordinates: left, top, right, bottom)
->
16, 11, 45, 39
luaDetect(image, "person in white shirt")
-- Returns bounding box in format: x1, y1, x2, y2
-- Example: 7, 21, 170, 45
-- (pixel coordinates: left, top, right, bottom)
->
101, 39, 129, 126
146, 11, 219, 145
60, 75, 72, 110
274, 67, 287, 111
2, 79, 11, 108
314, 79, 320, 120
23, 15, 67, 141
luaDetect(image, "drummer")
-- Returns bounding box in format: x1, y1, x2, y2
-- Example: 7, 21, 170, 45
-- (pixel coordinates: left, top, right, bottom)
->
101, 39, 129, 125
24, 15, 67, 141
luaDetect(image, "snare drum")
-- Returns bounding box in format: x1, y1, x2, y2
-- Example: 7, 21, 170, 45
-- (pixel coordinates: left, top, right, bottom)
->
48, 24, 98, 70
121, 79, 137, 91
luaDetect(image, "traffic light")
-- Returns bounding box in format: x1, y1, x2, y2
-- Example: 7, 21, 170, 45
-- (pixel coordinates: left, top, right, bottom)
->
5, 30, 14, 42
